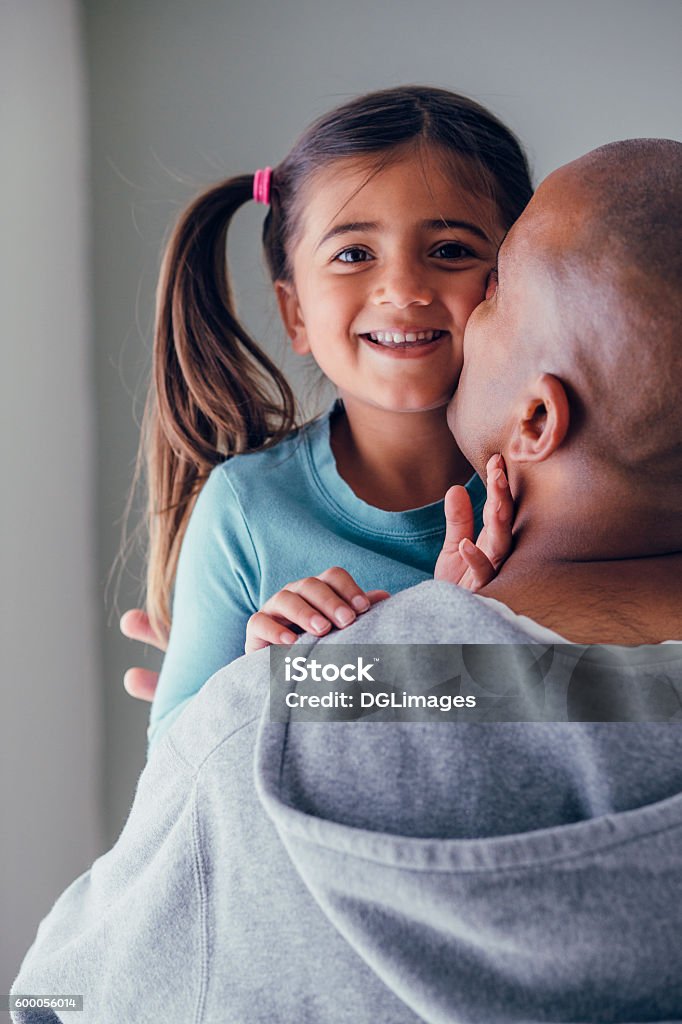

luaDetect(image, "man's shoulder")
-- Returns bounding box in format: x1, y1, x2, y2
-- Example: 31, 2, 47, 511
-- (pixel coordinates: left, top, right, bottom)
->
156, 649, 271, 772
330, 580, 536, 645
154, 582, 532, 771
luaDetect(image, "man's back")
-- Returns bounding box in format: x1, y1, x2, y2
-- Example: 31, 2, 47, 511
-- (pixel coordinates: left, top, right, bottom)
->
12, 582, 682, 1023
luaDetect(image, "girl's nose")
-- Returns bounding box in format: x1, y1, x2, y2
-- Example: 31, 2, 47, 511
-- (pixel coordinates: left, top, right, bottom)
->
372, 263, 434, 308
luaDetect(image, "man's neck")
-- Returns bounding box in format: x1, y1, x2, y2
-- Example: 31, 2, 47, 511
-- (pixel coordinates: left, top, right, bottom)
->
481, 553, 682, 644
477, 472, 682, 644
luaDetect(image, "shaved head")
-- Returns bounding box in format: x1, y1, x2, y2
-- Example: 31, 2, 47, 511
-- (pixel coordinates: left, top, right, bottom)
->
567, 139, 682, 289
527, 139, 682, 484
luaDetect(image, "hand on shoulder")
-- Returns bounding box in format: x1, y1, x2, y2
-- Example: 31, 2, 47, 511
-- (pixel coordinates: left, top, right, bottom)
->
434, 455, 514, 590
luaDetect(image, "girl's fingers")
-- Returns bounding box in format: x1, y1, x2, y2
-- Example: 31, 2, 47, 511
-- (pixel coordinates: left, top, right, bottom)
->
250, 571, 379, 656
433, 486, 471, 583
436, 461, 514, 588
123, 667, 159, 702
457, 539, 497, 592
120, 608, 169, 652
245, 612, 299, 654
314, 566, 373, 613
441, 485, 475, 554
286, 571, 372, 626
479, 455, 514, 568
259, 589, 335, 634
120, 614, 164, 701
244, 635, 272, 655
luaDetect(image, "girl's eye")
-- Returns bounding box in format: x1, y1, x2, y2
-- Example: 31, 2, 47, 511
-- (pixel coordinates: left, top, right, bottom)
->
334, 247, 373, 264
431, 242, 476, 260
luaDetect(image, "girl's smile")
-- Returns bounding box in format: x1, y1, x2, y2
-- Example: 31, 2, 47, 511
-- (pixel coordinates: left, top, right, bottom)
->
276, 146, 505, 417
359, 327, 450, 358
361, 328, 445, 344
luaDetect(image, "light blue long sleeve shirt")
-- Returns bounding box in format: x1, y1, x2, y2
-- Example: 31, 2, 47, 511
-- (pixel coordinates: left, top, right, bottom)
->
148, 405, 485, 749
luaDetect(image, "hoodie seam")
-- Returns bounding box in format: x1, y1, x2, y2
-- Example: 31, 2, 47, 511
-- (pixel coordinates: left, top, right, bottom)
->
191, 783, 209, 1024
215, 468, 264, 609
168, 712, 263, 775
281, 809, 682, 876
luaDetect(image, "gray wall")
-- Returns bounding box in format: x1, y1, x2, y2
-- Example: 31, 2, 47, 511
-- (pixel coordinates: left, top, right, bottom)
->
1, 0, 101, 996
4, 0, 681, 994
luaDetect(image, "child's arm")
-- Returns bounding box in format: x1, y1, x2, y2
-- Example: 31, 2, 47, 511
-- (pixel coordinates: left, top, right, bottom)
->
145, 465, 265, 747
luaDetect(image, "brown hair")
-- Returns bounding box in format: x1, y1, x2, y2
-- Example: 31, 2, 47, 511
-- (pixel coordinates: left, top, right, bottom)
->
137, 85, 533, 633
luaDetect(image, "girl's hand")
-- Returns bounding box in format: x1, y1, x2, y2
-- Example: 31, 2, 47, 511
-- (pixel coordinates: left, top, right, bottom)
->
119, 609, 168, 702
245, 567, 391, 654
434, 454, 513, 591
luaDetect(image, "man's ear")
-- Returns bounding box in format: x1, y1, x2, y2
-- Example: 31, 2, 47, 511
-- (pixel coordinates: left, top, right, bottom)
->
274, 280, 310, 355
508, 373, 569, 464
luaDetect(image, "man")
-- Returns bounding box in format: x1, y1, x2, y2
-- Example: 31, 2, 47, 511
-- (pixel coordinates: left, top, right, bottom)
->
12, 140, 682, 1022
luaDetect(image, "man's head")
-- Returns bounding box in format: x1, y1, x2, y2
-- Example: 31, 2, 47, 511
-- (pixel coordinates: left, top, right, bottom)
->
450, 139, 682, 529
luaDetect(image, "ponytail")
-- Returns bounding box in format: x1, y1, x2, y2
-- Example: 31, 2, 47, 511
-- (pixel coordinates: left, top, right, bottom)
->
141, 174, 297, 634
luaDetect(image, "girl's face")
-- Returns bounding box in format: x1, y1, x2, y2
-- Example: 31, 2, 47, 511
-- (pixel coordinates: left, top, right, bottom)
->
276, 148, 505, 416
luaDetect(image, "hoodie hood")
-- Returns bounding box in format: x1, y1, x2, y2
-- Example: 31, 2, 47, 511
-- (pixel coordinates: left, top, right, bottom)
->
256, 637, 682, 1022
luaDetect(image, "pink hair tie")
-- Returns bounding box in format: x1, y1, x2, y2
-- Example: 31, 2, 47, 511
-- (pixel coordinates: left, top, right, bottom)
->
253, 166, 272, 205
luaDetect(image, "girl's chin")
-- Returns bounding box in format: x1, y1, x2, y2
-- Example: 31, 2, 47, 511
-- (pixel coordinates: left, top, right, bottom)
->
339, 391, 455, 415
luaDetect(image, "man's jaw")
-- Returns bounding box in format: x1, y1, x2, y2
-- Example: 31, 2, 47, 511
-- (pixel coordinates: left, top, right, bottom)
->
446, 389, 488, 478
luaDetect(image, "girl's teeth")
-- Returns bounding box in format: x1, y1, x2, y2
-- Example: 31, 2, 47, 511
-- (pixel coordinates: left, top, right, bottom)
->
368, 330, 439, 344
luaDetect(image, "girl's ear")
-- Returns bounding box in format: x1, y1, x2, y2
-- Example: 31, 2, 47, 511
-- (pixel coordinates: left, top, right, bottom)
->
508, 373, 570, 464
275, 280, 310, 356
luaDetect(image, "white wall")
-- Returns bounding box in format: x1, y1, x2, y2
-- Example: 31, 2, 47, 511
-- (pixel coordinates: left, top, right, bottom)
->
0, 0, 101, 995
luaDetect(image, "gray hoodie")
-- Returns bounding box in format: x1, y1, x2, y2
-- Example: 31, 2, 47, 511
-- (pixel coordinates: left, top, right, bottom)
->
11, 582, 682, 1022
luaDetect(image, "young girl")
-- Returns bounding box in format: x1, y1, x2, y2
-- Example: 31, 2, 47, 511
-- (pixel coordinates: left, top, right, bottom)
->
125, 85, 533, 749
